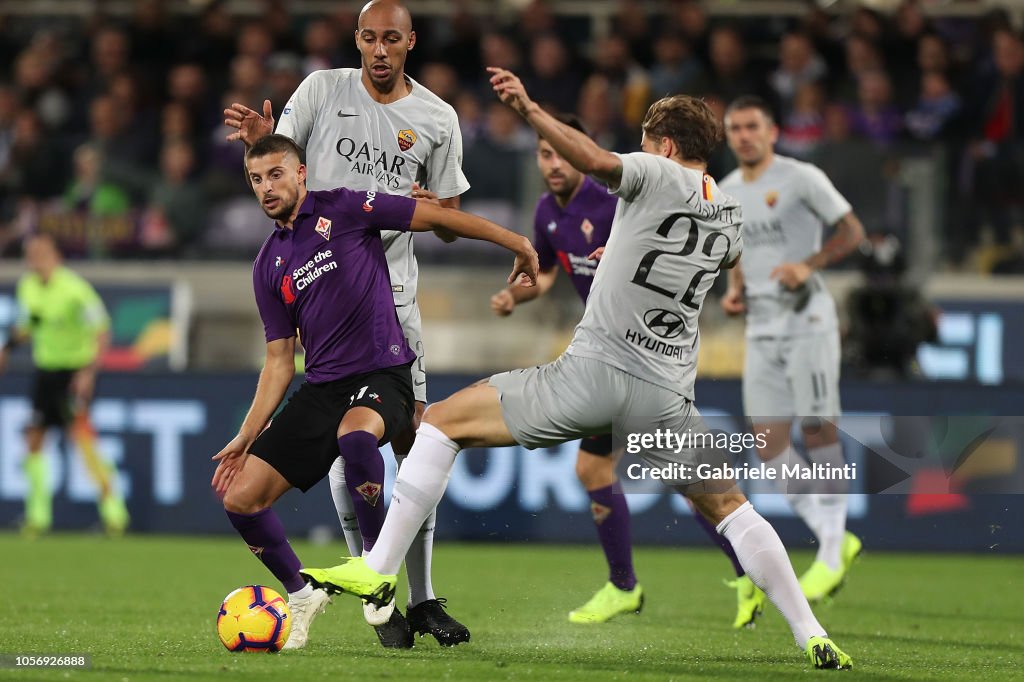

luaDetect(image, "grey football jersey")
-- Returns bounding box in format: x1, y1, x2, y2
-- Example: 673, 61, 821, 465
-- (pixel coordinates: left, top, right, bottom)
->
719, 155, 850, 337
276, 68, 470, 306
566, 153, 743, 400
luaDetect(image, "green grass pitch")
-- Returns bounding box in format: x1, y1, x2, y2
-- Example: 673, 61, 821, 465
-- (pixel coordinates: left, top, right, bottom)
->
2, 534, 1022, 680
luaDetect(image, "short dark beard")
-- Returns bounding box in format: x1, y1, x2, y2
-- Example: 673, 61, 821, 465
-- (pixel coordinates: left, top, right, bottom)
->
263, 199, 297, 222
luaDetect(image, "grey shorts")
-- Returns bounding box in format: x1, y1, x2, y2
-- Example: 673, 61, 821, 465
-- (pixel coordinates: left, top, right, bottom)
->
743, 330, 841, 422
488, 353, 724, 484
396, 301, 426, 403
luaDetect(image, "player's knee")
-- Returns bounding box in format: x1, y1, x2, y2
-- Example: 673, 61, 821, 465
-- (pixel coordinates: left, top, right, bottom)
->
576, 452, 614, 489
689, 490, 746, 525
222, 487, 267, 515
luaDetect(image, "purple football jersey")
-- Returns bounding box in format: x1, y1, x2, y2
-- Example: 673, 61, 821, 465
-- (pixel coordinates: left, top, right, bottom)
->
533, 176, 617, 302
252, 188, 417, 383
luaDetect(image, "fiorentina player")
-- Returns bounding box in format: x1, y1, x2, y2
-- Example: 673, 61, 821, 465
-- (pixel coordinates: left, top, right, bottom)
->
302, 70, 854, 670
211, 134, 537, 651
224, 0, 470, 647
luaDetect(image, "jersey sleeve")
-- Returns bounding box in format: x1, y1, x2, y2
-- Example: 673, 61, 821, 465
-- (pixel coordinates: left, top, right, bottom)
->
610, 152, 665, 203
345, 189, 416, 232
422, 110, 471, 200
274, 71, 326, 149
252, 264, 295, 343
800, 164, 852, 226
532, 204, 558, 271
76, 279, 110, 333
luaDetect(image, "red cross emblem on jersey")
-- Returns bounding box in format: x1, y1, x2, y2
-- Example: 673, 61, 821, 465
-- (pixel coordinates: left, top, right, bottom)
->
315, 216, 332, 241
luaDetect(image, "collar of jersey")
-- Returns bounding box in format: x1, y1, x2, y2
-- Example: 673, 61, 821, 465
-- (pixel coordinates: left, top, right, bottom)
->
273, 192, 317, 237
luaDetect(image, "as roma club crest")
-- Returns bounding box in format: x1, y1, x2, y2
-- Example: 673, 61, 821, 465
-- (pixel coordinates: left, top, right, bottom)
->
765, 191, 779, 208
315, 216, 332, 240
397, 128, 417, 152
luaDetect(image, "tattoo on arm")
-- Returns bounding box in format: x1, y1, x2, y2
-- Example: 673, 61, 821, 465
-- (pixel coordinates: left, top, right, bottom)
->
805, 212, 866, 270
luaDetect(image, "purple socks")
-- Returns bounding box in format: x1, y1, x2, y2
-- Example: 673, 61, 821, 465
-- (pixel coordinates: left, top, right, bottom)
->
588, 482, 637, 591
339, 430, 386, 552
226, 508, 305, 593
694, 509, 745, 577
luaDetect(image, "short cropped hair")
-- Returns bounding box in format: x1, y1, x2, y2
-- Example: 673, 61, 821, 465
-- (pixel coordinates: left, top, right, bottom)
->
641, 95, 722, 164
724, 95, 776, 124
245, 134, 303, 166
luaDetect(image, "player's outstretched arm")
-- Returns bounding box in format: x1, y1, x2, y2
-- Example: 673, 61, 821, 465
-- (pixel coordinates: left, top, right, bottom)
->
211, 336, 295, 495
488, 67, 623, 189
491, 266, 559, 316
224, 98, 275, 148
409, 202, 540, 287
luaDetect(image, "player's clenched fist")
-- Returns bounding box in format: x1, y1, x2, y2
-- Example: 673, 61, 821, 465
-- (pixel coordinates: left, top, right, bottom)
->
487, 67, 535, 117
490, 289, 516, 317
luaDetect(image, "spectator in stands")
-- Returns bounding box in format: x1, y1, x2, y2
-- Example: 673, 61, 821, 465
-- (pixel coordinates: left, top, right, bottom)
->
266, 53, 304, 116
302, 19, 340, 74
648, 31, 704, 101
837, 34, 885, 104
167, 63, 216, 134
236, 22, 275, 62
14, 46, 71, 131
699, 25, 766, 105
906, 70, 962, 142
64, 143, 130, 219
966, 27, 1024, 253
0, 109, 68, 202
576, 75, 631, 153
770, 32, 827, 117
778, 81, 826, 159
141, 139, 207, 253
85, 27, 131, 102
592, 34, 650, 128
614, 0, 654, 67
418, 61, 460, 105
228, 55, 269, 115
461, 101, 532, 237
523, 34, 582, 114
670, 0, 709, 66
88, 94, 151, 199
847, 70, 903, 147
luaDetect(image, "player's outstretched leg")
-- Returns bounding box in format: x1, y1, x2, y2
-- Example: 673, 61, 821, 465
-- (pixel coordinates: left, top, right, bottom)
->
392, 402, 471, 647
302, 381, 513, 634
71, 413, 129, 535
689, 491, 852, 669
691, 508, 765, 628
569, 444, 643, 624
223, 456, 330, 650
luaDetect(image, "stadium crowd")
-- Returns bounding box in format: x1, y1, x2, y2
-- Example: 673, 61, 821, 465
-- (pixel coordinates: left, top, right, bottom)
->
0, 0, 1021, 272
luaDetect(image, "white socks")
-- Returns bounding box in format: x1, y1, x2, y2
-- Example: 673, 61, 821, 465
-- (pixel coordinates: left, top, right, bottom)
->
365, 423, 459, 577
328, 458, 364, 556
807, 443, 849, 570
395, 452, 438, 606
331, 452, 442, 602
289, 582, 314, 600
718, 501, 826, 647
765, 444, 850, 571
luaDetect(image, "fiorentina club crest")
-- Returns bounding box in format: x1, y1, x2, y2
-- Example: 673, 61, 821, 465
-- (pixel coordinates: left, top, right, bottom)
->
580, 218, 595, 243
765, 191, 779, 208
315, 216, 332, 240
356, 481, 382, 507
247, 545, 265, 558
397, 128, 417, 152
590, 501, 611, 525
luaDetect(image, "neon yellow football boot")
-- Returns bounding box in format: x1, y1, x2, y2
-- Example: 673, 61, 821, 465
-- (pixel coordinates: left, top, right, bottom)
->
805, 635, 853, 669
568, 582, 644, 624
726, 575, 766, 629
300, 557, 397, 609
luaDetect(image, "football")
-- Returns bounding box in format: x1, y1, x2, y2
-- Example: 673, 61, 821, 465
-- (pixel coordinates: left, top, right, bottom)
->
216, 585, 291, 652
